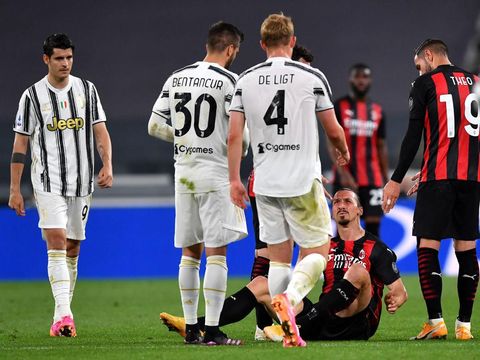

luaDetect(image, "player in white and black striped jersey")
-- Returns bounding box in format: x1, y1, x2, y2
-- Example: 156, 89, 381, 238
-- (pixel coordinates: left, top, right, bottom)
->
149, 22, 247, 346
8, 33, 113, 337
228, 13, 349, 347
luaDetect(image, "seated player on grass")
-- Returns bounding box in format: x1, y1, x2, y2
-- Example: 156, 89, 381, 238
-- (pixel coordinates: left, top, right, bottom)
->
160, 188, 408, 343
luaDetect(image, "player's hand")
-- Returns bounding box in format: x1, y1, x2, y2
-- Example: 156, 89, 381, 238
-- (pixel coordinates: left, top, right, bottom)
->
8, 191, 26, 216
321, 175, 333, 201
230, 179, 249, 209
406, 172, 421, 197
97, 165, 113, 188
335, 148, 350, 167
382, 180, 400, 214
338, 170, 358, 191
384, 287, 407, 314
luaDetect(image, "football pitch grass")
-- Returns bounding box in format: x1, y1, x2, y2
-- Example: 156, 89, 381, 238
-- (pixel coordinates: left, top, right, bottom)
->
0, 277, 478, 359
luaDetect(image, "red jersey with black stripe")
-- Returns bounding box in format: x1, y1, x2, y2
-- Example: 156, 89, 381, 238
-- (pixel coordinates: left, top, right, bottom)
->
334, 96, 386, 187
322, 232, 400, 328
409, 65, 480, 182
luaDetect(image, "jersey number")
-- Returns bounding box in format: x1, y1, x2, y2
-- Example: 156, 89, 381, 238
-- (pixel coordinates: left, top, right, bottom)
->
174, 92, 217, 138
263, 90, 288, 135
440, 93, 480, 138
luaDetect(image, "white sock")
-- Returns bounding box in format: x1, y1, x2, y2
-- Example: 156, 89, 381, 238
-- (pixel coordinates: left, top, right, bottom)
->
268, 262, 291, 298
48, 250, 72, 322
66, 256, 78, 305
203, 255, 228, 327
429, 318, 445, 325
286, 253, 326, 306
455, 318, 470, 329
178, 256, 201, 325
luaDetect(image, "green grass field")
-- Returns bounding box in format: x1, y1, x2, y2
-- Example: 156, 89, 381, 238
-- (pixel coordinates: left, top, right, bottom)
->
0, 276, 478, 359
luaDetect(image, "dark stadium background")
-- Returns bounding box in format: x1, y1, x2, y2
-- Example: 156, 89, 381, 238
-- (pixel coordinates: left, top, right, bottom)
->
1, 0, 479, 200
1, 1, 480, 280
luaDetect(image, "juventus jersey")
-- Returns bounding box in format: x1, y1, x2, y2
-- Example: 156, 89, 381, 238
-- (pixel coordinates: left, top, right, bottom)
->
230, 57, 333, 197
152, 61, 237, 193
13, 75, 106, 197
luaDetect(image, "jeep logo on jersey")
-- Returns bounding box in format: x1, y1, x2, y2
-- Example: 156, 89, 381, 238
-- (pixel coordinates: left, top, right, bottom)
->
174, 144, 214, 155
47, 116, 84, 131
257, 142, 300, 153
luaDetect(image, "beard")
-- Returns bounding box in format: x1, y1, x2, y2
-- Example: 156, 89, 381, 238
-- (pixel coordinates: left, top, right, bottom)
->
350, 83, 370, 99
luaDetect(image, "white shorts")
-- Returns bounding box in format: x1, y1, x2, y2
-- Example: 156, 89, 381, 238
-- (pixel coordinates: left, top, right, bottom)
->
256, 180, 331, 248
34, 190, 92, 240
174, 187, 248, 248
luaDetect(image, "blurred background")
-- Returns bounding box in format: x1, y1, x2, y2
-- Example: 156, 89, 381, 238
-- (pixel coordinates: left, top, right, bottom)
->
1, 0, 480, 279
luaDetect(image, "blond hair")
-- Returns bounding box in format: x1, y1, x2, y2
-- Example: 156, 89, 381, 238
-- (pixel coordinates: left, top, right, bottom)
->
260, 13, 294, 47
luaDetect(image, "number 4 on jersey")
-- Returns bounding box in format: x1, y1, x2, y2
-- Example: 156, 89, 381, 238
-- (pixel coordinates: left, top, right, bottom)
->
264, 90, 287, 135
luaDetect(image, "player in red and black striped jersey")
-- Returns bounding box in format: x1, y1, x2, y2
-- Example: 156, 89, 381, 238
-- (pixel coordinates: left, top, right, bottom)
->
160, 189, 407, 341
287, 188, 406, 340
332, 64, 388, 237
383, 39, 480, 340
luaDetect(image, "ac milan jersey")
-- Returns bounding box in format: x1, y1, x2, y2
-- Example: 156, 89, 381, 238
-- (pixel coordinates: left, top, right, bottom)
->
409, 65, 480, 182
230, 57, 333, 197
322, 232, 400, 326
152, 61, 237, 193
13, 75, 106, 197
334, 96, 386, 187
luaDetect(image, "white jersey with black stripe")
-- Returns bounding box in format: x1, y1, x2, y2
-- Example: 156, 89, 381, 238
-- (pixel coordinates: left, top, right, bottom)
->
13, 75, 106, 197
230, 57, 333, 197
152, 61, 238, 193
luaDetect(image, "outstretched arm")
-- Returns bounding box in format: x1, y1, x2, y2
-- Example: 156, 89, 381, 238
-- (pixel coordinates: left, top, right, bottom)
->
93, 122, 113, 188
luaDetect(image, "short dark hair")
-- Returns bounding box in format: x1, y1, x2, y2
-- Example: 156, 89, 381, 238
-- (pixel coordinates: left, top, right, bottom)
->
43, 33, 75, 56
349, 63, 371, 76
334, 188, 362, 207
207, 21, 244, 52
414, 38, 449, 56
292, 45, 314, 63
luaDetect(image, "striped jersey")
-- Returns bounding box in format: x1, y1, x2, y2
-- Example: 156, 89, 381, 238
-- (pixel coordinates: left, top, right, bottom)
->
409, 65, 480, 182
13, 75, 106, 197
152, 61, 237, 193
323, 233, 400, 332
334, 96, 386, 187
230, 57, 333, 197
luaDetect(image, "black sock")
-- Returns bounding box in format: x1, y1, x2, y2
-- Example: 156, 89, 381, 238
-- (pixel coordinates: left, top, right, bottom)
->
250, 256, 270, 280
255, 304, 273, 330
204, 325, 219, 337
417, 247, 443, 319
197, 286, 257, 331
295, 280, 359, 340
456, 249, 479, 322
186, 323, 200, 334
250, 256, 273, 329
314, 279, 360, 315
365, 222, 380, 237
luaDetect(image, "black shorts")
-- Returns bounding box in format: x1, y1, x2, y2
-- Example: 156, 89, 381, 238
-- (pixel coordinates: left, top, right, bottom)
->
333, 185, 383, 218
297, 301, 377, 340
249, 194, 267, 250
413, 180, 480, 240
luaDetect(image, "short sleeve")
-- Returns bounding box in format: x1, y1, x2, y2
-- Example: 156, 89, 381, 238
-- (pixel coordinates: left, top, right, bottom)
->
224, 79, 236, 115
377, 110, 386, 139
91, 84, 107, 124
371, 242, 401, 286
152, 76, 172, 122
229, 78, 244, 113
13, 90, 36, 135
314, 71, 334, 112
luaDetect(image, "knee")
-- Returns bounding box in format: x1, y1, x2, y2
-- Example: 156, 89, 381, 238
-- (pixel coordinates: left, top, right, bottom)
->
45, 229, 67, 250
67, 240, 81, 257
344, 263, 370, 288
247, 276, 269, 303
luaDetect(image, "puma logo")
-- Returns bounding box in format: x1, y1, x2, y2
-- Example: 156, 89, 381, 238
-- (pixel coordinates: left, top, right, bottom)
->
462, 274, 478, 280
431, 272, 442, 277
